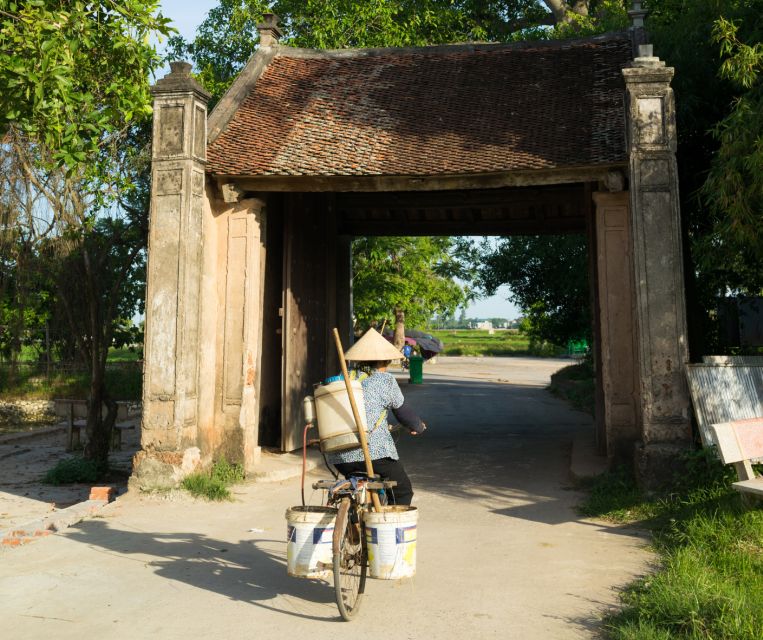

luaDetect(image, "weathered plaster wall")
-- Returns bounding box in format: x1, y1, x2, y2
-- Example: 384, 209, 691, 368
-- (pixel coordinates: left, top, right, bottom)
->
211, 197, 266, 472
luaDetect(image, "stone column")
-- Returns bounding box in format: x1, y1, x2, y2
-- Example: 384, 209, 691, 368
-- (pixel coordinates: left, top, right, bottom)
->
133, 62, 211, 490
623, 47, 692, 488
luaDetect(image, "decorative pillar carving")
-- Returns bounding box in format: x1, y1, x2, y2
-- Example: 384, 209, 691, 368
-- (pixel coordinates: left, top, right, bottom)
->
623, 46, 692, 487
135, 62, 210, 488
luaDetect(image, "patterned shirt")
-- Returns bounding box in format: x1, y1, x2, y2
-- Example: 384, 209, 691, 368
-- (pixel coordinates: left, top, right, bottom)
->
327, 371, 404, 464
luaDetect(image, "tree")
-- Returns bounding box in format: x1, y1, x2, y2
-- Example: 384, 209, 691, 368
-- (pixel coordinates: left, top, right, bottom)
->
0, 141, 55, 372
166, 0, 270, 102
479, 235, 589, 347
0, 1, 172, 169
698, 15, 763, 291
645, 0, 763, 354
352, 237, 472, 347
168, 1, 630, 103
0, 3, 169, 464
6, 124, 150, 463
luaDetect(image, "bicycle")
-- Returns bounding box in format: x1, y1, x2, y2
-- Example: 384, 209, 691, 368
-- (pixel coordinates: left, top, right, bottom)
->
312, 475, 397, 621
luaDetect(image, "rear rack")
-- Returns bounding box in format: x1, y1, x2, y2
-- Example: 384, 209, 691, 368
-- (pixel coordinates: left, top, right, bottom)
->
312, 479, 397, 491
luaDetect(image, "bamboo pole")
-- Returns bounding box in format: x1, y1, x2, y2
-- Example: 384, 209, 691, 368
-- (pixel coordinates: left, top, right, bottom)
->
332, 328, 382, 512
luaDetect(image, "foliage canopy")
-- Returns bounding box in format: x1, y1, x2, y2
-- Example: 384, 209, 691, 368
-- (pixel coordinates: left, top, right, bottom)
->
0, 1, 173, 169
352, 236, 473, 330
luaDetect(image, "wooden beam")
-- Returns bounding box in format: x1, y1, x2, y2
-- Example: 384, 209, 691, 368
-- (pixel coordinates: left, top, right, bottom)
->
335, 184, 588, 236
225, 165, 624, 193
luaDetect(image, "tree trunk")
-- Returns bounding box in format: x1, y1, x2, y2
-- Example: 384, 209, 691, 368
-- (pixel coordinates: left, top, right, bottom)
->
81, 245, 115, 466
393, 306, 406, 351
84, 368, 116, 464
543, 0, 589, 23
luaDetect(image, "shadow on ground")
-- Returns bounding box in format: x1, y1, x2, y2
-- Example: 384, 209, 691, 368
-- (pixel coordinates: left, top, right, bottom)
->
66, 519, 343, 621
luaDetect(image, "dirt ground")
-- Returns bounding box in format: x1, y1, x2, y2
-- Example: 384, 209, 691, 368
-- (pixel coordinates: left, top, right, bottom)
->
0, 356, 652, 639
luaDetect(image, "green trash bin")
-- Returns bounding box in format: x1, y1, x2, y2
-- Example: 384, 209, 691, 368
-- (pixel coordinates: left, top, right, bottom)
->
408, 355, 424, 384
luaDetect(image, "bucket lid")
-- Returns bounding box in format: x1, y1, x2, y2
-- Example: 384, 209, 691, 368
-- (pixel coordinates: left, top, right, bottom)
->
345, 328, 404, 362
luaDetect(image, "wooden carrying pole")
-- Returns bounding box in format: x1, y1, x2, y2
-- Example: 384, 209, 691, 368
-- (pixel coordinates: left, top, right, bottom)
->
332, 328, 382, 512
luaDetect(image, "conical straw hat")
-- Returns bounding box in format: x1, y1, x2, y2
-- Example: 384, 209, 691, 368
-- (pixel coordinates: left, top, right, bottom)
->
344, 328, 404, 362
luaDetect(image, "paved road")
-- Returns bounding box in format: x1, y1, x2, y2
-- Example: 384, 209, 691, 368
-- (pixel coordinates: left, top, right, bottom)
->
0, 357, 651, 639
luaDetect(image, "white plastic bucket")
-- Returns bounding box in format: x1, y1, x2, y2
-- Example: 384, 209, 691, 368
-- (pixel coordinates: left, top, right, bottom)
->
364, 506, 418, 579
314, 380, 367, 452
285, 506, 337, 578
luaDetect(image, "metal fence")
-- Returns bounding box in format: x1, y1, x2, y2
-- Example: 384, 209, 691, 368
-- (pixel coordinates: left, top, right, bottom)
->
0, 360, 142, 375
686, 362, 763, 447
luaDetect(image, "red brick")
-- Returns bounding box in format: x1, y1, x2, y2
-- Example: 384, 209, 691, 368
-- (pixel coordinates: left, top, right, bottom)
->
89, 486, 116, 502
2, 538, 23, 546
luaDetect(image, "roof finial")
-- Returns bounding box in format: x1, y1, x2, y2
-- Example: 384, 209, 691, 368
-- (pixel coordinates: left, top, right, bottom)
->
628, 1, 647, 29
257, 12, 283, 48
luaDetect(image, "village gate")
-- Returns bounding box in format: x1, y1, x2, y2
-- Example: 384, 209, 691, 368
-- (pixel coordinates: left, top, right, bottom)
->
132, 22, 690, 491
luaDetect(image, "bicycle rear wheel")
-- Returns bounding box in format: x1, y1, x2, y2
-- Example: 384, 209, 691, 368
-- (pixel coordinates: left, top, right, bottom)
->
333, 497, 367, 620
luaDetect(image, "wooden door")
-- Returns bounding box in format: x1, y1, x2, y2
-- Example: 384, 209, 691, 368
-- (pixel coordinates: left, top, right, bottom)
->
281, 194, 337, 451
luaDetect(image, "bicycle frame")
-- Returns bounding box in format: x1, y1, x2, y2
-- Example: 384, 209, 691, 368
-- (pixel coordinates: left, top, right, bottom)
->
312, 476, 397, 620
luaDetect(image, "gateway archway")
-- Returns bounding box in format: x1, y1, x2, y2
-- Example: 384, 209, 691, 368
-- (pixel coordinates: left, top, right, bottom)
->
133, 25, 690, 491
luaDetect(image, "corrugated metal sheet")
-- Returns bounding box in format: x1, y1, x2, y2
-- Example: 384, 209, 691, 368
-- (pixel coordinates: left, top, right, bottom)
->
685, 364, 763, 447
702, 355, 763, 365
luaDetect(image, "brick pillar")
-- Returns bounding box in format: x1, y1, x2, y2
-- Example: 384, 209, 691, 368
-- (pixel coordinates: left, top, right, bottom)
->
133, 62, 211, 490
623, 47, 692, 488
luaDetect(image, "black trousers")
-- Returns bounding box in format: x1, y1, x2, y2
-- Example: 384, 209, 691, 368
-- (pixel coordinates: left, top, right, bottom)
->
333, 458, 414, 506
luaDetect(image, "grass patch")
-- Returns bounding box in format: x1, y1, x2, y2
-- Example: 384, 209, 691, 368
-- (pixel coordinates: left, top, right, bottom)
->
107, 347, 142, 362
578, 451, 763, 639
43, 457, 108, 485
548, 360, 595, 414
429, 329, 563, 357
181, 458, 245, 501
577, 466, 659, 523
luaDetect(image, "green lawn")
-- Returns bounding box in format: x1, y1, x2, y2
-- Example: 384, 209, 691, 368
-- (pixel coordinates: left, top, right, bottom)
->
0, 361, 142, 401
579, 456, 763, 640
429, 329, 563, 357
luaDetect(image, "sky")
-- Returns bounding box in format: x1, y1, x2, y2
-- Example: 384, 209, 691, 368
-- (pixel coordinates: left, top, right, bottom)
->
156, 0, 521, 320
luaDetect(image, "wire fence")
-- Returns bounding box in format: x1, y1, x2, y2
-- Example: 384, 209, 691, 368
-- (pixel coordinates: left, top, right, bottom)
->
0, 360, 143, 400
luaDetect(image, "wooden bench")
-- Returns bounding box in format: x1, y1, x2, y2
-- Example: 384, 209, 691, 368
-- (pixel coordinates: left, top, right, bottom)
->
110, 423, 136, 451
65, 420, 135, 451
710, 418, 763, 500
54, 399, 131, 451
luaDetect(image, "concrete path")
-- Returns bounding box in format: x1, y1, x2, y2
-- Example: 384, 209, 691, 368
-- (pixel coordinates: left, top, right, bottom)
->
0, 419, 140, 531
0, 357, 652, 639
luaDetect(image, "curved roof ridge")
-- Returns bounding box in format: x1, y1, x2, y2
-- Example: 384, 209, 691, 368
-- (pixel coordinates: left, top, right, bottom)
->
276, 31, 632, 59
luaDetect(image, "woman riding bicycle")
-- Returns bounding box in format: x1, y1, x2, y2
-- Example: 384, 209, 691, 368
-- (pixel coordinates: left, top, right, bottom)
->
327, 328, 426, 506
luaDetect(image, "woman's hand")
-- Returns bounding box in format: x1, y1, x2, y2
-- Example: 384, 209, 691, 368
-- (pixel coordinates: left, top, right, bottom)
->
410, 422, 426, 435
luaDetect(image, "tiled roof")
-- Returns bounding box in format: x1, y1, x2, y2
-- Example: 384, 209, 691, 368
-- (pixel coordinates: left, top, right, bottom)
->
206, 35, 632, 178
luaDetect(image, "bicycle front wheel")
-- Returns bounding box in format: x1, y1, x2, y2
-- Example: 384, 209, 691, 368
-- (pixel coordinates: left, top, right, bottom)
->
333, 497, 367, 620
